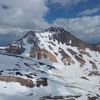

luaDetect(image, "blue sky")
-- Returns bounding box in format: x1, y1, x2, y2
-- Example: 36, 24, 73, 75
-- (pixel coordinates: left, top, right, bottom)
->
0, 0, 100, 45
46, 0, 100, 22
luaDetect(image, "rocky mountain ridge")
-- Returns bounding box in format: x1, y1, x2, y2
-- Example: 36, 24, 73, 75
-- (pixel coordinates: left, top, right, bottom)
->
0, 26, 100, 100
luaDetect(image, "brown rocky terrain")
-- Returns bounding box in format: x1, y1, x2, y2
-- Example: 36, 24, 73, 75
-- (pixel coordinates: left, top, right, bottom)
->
0, 76, 49, 88
46, 27, 93, 50
0, 76, 34, 87
5, 45, 23, 54
59, 48, 75, 65
30, 48, 57, 63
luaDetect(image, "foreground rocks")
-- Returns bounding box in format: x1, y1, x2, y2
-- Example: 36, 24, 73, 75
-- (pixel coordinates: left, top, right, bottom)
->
40, 95, 100, 100
36, 78, 48, 87
40, 95, 81, 100
0, 76, 48, 88
0, 76, 34, 87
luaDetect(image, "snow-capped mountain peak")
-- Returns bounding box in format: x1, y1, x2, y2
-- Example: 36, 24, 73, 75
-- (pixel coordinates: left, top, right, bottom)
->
0, 27, 100, 100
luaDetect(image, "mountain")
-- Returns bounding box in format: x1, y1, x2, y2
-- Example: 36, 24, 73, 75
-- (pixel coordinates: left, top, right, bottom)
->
0, 27, 100, 100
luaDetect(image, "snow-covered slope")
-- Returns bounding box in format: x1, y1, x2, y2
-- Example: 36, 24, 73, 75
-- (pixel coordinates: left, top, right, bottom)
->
0, 27, 100, 100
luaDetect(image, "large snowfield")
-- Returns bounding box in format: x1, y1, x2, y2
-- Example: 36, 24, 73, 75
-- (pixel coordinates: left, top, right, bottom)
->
0, 30, 100, 100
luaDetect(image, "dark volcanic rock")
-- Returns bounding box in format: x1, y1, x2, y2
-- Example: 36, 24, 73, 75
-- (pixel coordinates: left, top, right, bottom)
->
59, 47, 74, 65
67, 48, 77, 55
15, 72, 23, 76
40, 95, 81, 100
80, 50, 91, 57
89, 61, 97, 70
36, 78, 48, 87
75, 55, 86, 67
46, 27, 91, 50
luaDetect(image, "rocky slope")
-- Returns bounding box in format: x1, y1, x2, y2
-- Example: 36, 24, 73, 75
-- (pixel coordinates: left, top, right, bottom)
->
0, 27, 100, 100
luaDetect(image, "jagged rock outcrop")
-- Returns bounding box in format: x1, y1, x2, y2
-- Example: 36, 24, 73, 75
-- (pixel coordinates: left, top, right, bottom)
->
59, 48, 75, 65
40, 95, 81, 100
89, 61, 97, 70
75, 55, 86, 67
79, 50, 91, 57
5, 44, 24, 54
67, 48, 77, 55
46, 27, 92, 50
36, 78, 48, 87
30, 48, 57, 62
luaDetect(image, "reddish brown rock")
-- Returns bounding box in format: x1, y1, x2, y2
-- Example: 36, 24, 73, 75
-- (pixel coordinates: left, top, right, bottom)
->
0, 76, 34, 87
30, 49, 57, 63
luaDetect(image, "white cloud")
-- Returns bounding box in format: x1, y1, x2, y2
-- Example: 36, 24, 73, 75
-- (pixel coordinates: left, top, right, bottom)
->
0, 27, 27, 35
0, 0, 50, 31
78, 8, 100, 16
49, 0, 86, 7
0, 0, 100, 43
53, 15, 100, 42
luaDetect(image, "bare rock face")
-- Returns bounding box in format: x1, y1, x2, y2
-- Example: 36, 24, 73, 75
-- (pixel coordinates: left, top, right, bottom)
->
67, 48, 77, 55
6, 44, 24, 54
88, 70, 100, 76
6, 45, 20, 54
59, 48, 75, 65
79, 50, 91, 57
30, 48, 57, 63
46, 27, 91, 50
36, 78, 48, 87
0, 76, 34, 87
67, 49, 86, 67
89, 61, 97, 70
40, 95, 81, 100
19, 31, 40, 45
75, 55, 86, 67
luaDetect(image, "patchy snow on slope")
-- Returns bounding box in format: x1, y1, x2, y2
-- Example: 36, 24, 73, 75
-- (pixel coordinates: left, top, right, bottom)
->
0, 30, 100, 100
0, 82, 28, 95
69, 40, 72, 44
